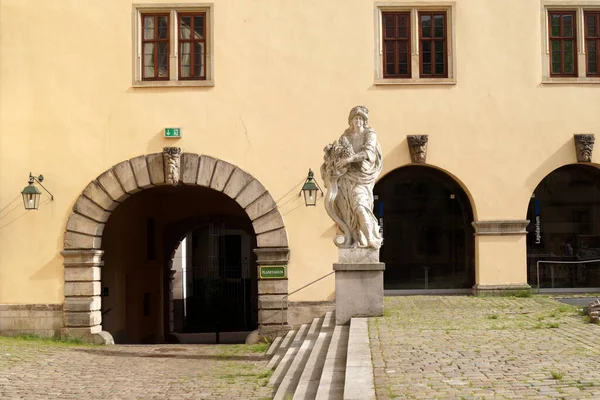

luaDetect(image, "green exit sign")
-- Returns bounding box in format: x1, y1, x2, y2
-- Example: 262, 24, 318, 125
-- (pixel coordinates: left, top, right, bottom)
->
164, 128, 181, 138
259, 265, 287, 279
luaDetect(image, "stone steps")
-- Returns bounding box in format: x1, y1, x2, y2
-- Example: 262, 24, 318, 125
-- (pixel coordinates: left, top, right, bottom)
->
265, 313, 375, 400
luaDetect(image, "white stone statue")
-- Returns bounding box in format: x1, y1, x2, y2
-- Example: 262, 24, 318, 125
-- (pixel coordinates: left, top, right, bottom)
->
321, 106, 383, 249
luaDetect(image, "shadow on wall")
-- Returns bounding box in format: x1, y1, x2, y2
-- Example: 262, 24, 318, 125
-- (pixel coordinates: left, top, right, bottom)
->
526, 138, 576, 191
0, 196, 54, 231
147, 130, 181, 153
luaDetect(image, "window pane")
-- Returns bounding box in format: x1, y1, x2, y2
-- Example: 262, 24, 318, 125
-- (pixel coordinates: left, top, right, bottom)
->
180, 16, 191, 39
435, 41, 445, 74
551, 40, 561, 74
586, 15, 597, 37
564, 40, 575, 73
421, 15, 431, 38
384, 15, 395, 39
194, 42, 205, 77
434, 15, 444, 38
194, 16, 205, 40
563, 14, 574, 37
143, 16, 155, 40
143, 43, 155, 77
551, 14, 561, 36
385, 42, 396, 76
422, 40, 431, 74
158, 43, 168, 77
158, 16, 168, 39
398, 17, 409, 38
180, 42, 191, 77
551, 40, 561, 62
588, 40, 598, 74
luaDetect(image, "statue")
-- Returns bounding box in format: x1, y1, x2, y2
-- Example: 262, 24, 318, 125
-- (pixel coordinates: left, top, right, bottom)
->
321, 106, 383, 249
574, 134, 595, 163
407, 135, 429, 163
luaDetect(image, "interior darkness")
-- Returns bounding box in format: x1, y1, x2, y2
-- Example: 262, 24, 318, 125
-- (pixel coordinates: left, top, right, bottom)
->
374, 166, 475, 290
102, 185, 257, 344
527, 164, 600, 289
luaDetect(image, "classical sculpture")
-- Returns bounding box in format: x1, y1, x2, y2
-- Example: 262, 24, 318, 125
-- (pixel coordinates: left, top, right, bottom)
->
321, 106, 383, 249
574, 134, 595, 163
407, 135, 429, 163
163, 147, 182, 186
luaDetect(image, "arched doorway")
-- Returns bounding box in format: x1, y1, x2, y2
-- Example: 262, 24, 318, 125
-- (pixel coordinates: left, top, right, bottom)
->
61, 150, 289, 343
526, 164, 600, 290
101, 185, 258, 343
374, 165, 475, 292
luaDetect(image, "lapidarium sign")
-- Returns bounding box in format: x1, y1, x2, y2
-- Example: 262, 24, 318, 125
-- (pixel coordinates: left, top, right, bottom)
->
259, 265, 287, 279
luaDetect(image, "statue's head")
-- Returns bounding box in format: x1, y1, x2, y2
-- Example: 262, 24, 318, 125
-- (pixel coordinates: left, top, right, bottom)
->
574, 134, 595, 162
348, 106, 369, 130
407, 135, 429, 163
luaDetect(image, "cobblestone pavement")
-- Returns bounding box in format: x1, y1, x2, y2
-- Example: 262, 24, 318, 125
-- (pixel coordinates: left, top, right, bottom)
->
370, 296, 600, 399
0, 340, 273, 399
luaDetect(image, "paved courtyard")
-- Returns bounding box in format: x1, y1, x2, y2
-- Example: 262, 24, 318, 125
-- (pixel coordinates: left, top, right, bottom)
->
1, 296, 599, 399
0, 340, 273, 399
370, 296, 600, 399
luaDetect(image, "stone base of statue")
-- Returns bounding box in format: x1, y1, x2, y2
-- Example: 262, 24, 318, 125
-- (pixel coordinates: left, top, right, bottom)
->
334, 248, 385, 325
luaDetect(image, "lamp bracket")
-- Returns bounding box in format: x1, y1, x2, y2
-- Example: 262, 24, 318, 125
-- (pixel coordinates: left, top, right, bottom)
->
29, 172, 54, 200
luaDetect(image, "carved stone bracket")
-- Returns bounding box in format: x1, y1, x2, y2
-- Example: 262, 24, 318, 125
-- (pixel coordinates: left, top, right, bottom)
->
163, 147, 182, 185
574, 134, 595, 162
407, 135, 429, 163
472, 220, 529, 236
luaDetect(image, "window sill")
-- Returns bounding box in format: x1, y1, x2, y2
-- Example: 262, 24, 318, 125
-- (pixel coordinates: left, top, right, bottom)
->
374, 78, 456, 85
542, 77, 600, 84
132, 80, 215, 88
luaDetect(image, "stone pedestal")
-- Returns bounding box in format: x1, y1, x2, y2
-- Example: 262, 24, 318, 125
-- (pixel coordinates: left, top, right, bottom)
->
334, 249, 385, 325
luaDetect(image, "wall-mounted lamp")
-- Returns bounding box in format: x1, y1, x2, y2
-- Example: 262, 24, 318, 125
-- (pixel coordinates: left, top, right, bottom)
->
299, 169, 323, 207
21, 173, 54, 210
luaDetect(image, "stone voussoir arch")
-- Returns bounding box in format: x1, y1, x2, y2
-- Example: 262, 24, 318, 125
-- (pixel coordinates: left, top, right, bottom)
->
61, 148, 290, 343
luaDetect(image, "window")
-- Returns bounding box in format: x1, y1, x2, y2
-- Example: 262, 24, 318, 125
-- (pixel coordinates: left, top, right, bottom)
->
586, 11, 600, 76
382, 12, 411, 78
134, 5, 213, 87
419, 12, 448, 78
376, 4, 455, 84
548, 11, 577, 76
542, 3, 600, 82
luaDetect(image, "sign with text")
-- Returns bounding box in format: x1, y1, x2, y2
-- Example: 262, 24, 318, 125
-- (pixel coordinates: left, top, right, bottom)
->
259, 265, 287, 279
164, 128, 181, 138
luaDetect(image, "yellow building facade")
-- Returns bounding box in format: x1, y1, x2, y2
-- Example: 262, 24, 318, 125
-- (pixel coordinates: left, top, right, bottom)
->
1, 0, 599, 343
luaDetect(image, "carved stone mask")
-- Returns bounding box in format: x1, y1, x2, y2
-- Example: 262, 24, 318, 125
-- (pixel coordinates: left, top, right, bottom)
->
407, 135, 429, 163
574, 134, 595, 163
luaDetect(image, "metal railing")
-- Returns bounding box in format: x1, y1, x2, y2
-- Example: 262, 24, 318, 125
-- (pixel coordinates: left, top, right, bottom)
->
280, 271, 335, 328
536, 258, 600, 292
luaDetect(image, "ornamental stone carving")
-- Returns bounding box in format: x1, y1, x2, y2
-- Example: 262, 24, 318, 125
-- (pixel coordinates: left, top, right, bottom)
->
163, 147, 182, 185
407, 135, 429, 163
320, 106, 383, 249
574, 134, 595, 163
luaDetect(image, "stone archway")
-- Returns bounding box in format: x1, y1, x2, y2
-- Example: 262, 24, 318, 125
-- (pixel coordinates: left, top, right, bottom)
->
61, 149, 290, 343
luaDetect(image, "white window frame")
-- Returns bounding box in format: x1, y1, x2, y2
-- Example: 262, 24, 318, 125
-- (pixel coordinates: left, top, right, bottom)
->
374, 2, 457, 85
132, 3, 214, 87
541, 1, 600, 83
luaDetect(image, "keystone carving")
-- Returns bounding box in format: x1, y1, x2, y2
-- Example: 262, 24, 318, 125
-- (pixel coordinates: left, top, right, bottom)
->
574, 134, 595, 163
163, 147, 182, 186
407, 135, 429, 163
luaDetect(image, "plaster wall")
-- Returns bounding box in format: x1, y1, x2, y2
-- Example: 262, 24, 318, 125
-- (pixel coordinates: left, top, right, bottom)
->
1, 0, 599, 304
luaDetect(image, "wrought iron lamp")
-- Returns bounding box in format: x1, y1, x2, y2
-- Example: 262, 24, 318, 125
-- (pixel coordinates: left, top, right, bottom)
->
21, 173, 54, 210
299, 169, 323, 207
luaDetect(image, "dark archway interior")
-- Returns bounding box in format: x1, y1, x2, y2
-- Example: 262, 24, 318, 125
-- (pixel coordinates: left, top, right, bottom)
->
374, 166, 475, 290
527, 164, 600, 289
101, 185, 257, 344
